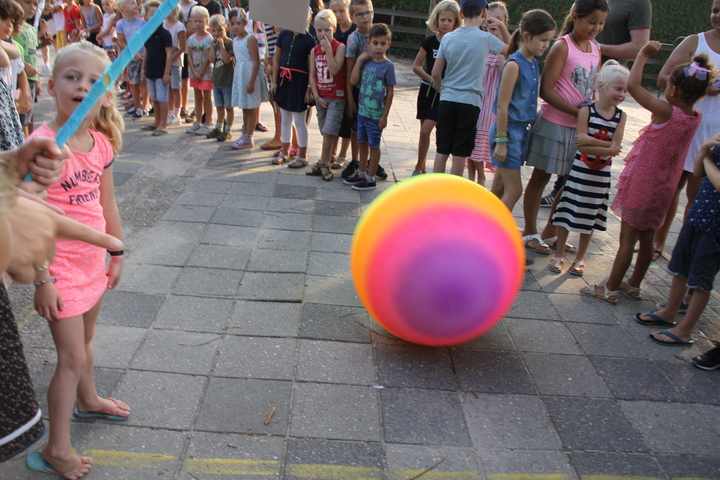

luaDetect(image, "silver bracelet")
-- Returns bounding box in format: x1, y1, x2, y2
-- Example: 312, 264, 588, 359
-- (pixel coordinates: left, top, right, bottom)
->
33, 277, 57, 287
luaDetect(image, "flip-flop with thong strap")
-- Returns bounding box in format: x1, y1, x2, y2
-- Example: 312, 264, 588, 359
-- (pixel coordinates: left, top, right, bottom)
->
26, 452, 93, 479
634, 312, 676, 327
73, 398, 130, 421
649, 330, 694, 346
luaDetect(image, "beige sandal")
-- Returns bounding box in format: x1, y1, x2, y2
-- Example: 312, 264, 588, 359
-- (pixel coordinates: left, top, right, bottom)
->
620, 281, 642, 301
581, 284, 618, 305
272, 154, 288, 165
547, 257, 563, 274
569, 260, 585, 276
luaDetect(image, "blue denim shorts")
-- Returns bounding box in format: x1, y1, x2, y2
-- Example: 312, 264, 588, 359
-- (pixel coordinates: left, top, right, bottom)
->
356, 114, 382, 148
147, 78, 169, 103
667, 222, 720, 292
213, 85, 233, 109
490, 121, 531, 171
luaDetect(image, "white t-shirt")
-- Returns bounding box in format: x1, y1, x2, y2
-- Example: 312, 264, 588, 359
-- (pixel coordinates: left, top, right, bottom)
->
179, 1, 196, 25
99, 12, 116, 46
164, 20, 186, 67
53, 0, 65, 32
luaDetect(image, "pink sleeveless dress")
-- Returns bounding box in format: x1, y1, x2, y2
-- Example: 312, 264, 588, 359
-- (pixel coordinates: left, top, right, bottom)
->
611, 106, 702, 231
29, 123, 114, 318
469, 52, 501, 167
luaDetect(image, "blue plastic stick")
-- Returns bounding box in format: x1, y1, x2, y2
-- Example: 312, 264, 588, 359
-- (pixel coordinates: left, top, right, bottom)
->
25, 0, 181, 181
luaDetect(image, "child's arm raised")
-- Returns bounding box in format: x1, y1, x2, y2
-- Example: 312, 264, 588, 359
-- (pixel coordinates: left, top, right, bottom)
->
219, 37, 232, 64
379, 84, 394, 130
540, 39, 579, 117
694, 133, 720, 178
629, 41, 674, 125
100, 164, 123, 289
322, 37, 345, 77
349, 51, 369, 87
492, 59, 519, 164
247, 35, 260, 94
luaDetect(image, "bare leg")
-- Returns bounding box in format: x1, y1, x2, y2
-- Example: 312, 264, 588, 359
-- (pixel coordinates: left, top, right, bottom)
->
339, 136, 350, 159
368, 146, 381, 177
626, 228, 656, 289
44, 314, 94, 478
203, 90, 213, 126
605, 220, 641, 292
650, 284, 710, 343
467, 160, 476, 182
216, 105, 225, 126
473, 161, 486, 187
225, 107, 234, 128
450, 155, 466, 176
181, 77, 189, 111
155, 101, 168, 130
193, 88, 203, 123
415, 119, 435, 174
358, 142, 370, 173
245, 108, 257, 141
433, 152, 450, 173
494, 167, 521, 212
654, 171, 688, 257
575, 232, 593, 263
683, 174, 703, 219
522, 167, 552, 252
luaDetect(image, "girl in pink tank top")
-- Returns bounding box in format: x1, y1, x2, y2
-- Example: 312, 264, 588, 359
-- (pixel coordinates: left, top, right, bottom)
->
520, 0, 606, 256
582, 43, 712, 306
25, 42, 128, 479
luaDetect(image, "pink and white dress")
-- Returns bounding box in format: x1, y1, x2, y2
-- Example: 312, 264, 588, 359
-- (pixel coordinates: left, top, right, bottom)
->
469, 52, 501, 170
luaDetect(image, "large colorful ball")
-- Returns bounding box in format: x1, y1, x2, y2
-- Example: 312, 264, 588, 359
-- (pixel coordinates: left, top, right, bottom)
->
351, 174, 525, 346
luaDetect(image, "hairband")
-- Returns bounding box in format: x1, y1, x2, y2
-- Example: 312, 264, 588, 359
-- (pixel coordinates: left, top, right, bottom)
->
684, 62, 709, 81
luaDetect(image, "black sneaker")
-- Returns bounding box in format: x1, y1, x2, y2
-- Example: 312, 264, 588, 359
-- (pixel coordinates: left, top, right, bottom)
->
352, 178, 377, 191
692, 341, 720, 371
540, 193, 555, 207
217, 130, 232, 142
343, 173, 362, 185
341, 160, 359, 178
376, 164, 388, 180
206, 127, 221, 139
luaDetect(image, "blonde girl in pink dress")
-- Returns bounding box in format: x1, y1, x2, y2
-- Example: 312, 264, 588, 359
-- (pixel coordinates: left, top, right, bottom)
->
467, 1, 508, 188
26, 41, 127, 479
582, 42, 711, 305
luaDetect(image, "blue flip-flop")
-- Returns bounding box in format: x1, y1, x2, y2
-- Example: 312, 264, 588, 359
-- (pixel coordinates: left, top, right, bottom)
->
26, 451, 90, 478
73, 398, 129, 421
634, 312, 676, 327
649, 330, 694, 347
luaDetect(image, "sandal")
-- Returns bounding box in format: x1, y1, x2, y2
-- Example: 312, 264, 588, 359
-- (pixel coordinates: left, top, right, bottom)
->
619, 281, 642, 301
151, 129, 168, 136
331, 156, 346, 169
544, 236, 577, 254
306, 162, 333, 181
568, 260, 585, 276
261, 141, 282, 151
289, 148, 300, 158
547, 257, 563, 274
522, 234, 551, 254
272, 154, 289, 165
140, 124, 156, 131
581, 284, 618, 305
288, 157, 308, 168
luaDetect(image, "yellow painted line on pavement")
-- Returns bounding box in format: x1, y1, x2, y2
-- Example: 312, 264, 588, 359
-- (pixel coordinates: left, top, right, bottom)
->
286, 464, 383, 479
582, 476, 664, 480
394, 470, 477, 479
184, 458, 279, 475
488, 475, 571, 480
58, 451, 717, 480
82, 450, 175, 469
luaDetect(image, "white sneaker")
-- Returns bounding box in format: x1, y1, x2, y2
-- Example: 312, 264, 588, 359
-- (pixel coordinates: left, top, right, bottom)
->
195, 124, 213, 136
186, 122, 202, 134
40, 64, 52, 76
167, 115, 180, 125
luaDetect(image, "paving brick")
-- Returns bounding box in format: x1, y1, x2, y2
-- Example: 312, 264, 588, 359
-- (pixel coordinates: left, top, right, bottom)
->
590, 357, 684, 402
285, 438, 383, 480
246, 248, 309, 273
544, 397, 647, 452
381, 388, 472, 446
186, 244, 252, 270
505, 318, 583, 355
130, 330, 220, 375
215, 336, 296, 380
463, 393, 560, 450
523, 353, 612, 398
195, 378, 291, 435
237, 272, 304, 301
291, 383, 381, 441
300, 303, 372, 343
153, 295, 233, 333
183, 432, 284, 479
479, 450, 576, 479
172, 267, 242, 297
385, 444, 481, 480
375, 344, 456, 390
99, 291, 165, 328
296, 340, 376, 385
452, 350, 536, 395
566, 322, 647, 358
229, 301, 302, 337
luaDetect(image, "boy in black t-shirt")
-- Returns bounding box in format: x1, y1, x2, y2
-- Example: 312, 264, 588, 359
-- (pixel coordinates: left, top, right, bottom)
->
142, 0, 173, 135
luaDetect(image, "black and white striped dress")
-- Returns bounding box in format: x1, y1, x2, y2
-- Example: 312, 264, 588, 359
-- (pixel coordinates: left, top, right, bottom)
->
552, 103, 622, 234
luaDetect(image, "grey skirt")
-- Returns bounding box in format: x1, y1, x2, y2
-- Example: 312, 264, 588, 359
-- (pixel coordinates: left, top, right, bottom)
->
525, 114, 577, 175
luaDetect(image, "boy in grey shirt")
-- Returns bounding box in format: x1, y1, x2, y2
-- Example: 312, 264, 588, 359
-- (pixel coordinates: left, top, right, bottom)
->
431, 0, 509, 175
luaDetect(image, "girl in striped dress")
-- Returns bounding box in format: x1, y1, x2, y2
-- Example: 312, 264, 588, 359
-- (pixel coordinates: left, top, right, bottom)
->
467, 1, 508, 187
548, 61, 628, 276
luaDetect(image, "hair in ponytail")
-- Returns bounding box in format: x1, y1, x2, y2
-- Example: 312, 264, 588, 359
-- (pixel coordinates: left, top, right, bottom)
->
508, 9, 557, 56
560, 0, 608, 36
669, 53, 715, 105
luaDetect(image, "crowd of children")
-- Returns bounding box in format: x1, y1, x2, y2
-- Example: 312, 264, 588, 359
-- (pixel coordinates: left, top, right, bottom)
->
1, 0, 720, 474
